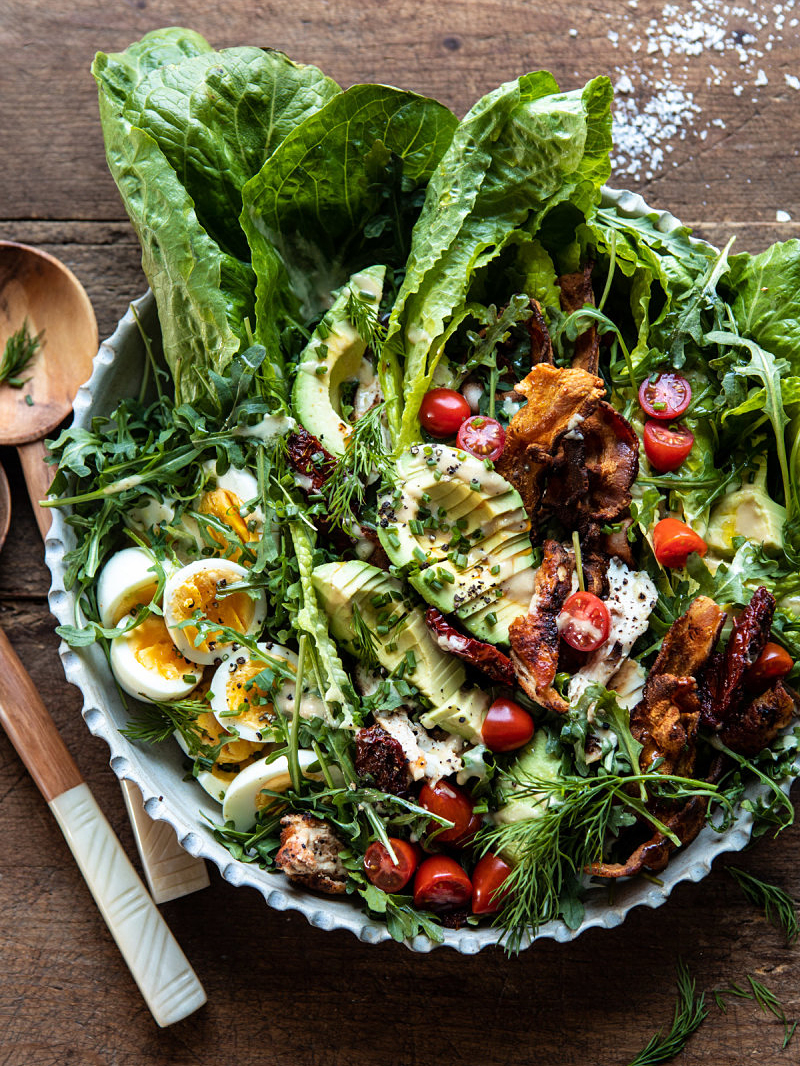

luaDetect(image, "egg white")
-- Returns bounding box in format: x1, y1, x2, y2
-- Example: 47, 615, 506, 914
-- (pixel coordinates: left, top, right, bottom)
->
208, 642, 299, 742
173, 713, 266, 803
110, 613, 200, 703
222, 750, 322, 831
97, 546, 170, 628
162, 559, 267, 665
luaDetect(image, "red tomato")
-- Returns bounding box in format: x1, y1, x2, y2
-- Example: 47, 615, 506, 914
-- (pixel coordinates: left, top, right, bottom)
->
557, 591, 611, 652
745, 642, 794, 689
652, 517, 707, 568
482, 697, 535, 752
413, 855, 473, 912
643, 421, 695, 472
638, 372, 692, 419
456, 415, 506, 461
418, 778, 480, 847
419, 388, 471, 437
471, 853, 513, 915
363, 838, 421, 893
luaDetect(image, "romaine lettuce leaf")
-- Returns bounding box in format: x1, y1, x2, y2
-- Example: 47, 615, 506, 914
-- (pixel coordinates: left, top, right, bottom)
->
729, 241, 800, 369
241, 83, 458, 323
386, 73, 613, 449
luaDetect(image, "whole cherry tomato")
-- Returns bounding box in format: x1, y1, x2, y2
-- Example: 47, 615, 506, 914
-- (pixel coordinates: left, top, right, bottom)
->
418, 778, 480, 847
456, 415, 506, 461
652, 517, 707, 568
557, 591, 611, 652
471, 853, 514, 915
419, 388, 471, 438
363, 838, 421, 893
745, 642, 794, 689
638, 372, 692, 420
643, 421, 695, 472
413, 855, 473, 912
482, 697, 535, 752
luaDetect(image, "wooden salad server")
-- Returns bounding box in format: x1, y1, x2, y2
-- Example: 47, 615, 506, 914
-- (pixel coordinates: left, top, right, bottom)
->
0, 241, 209, 902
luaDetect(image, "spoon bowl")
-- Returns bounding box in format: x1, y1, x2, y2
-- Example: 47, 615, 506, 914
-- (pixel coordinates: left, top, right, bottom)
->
0, 462, 10, 553
0, 241, 97, 446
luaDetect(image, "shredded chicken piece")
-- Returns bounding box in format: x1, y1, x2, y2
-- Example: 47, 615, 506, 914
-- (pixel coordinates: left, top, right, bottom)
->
509, 540, 574, 714
274, 813, 347, 895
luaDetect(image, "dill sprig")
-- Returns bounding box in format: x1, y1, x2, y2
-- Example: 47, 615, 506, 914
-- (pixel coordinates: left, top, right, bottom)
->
627, 962, 708, 1065
120, 696, 212, 754
351, 602, 380, 669
324, 401, 390, 530
728, 866, 799, 945
345, 289, 386, 355
714, 976, 797, 1049
0, 319, 43, 387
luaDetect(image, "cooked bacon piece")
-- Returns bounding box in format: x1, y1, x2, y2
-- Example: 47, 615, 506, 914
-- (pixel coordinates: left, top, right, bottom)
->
286, 428, 336, 492
629, 596, 726, 776
424, 607, 516, 686
509, 540, 574, 715
526, 299, 554, 365
355, 724, 410, 795
580, 402, 639, 526
558, 262, 599, 375
274, 813, 348, 895
495, 364, 606, 517
719, 679, 797, 756
599, 518, 636, 568
704, 587, 774, 727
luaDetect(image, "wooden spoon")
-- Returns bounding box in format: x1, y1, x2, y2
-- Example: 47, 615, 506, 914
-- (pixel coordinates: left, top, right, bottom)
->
0, 240, 97, 538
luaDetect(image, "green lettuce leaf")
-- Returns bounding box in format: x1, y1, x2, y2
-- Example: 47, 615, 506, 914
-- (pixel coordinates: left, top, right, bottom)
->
241, 83, 457, 324
386, 73, 613, 449
729, 241, 800, 369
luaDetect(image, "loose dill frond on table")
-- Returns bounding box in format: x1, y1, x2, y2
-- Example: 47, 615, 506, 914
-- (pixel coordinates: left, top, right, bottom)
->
627, 962, 708, 1066
0, 319, 43, 387
728, 866, 799, 946
714, 975, 797, 1049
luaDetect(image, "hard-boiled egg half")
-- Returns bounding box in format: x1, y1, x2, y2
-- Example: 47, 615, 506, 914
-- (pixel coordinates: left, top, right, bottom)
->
110, 612, 200, 703
97, 546, 169, 628
174, 711, 266, 803
163, 559, 267, 665
222, 750, 323, 831
208, 641, 299, 742
191, 464, 265, 562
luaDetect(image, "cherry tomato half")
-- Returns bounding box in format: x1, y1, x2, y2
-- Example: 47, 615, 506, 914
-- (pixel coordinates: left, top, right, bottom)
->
643, 421, 695, 473
652, 517, 707, 568
419, 388, 471, 438
745, 642, 794, 689
413, 855, 473, 912
482, 698, 535, 753
363, 838, 421, 893
456, 415, 506, 462
557, 591, 611, 652
638, 372, 692, 420
471, 853, 514, 915
418, 778, 480, 847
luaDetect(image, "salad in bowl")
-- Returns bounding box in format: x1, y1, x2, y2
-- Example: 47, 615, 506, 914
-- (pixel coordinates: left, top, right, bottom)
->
48, 28, 800, 950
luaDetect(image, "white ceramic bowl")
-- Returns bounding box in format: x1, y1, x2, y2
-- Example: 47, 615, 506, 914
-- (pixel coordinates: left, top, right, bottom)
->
45, 188, 780, 952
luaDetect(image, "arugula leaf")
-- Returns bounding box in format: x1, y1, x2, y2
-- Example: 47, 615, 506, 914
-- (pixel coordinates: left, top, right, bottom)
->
685, 538, 776, 607
388, 73, 613, 450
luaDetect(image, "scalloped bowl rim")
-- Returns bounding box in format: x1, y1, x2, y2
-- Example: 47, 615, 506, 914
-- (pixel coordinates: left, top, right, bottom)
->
44, 186, 785, 953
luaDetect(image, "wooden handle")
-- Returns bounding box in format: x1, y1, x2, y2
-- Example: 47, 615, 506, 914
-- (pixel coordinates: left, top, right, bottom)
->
0, 627, 83, 801
50, 783, 207, 1026
17, 437, 54, 540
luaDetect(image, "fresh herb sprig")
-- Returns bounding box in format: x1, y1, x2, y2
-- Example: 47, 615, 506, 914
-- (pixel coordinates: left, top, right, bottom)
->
0, 319, 43, 387
323, 401, 390, 531
627, 962, 708, 1066
345, 289, 387, 356
714, 976, 797, 1049
728, 867, 799, 945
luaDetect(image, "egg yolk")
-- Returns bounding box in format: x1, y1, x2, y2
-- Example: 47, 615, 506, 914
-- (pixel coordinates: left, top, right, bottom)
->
199, 489, 252, 559
130, 616, 195, 680
193, 711, 265, 781
171, 571, 253, 655
224, 659, 277, 734
112, 582, 159, 625
255, 772, 292, 812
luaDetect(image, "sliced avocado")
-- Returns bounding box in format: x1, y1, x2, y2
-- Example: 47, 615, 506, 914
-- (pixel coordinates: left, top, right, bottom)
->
292, 265, 386, 456
376, 444, 535, 643
312, 559, 489, 742
705, 459, 785, 557
493, 730, 564, 862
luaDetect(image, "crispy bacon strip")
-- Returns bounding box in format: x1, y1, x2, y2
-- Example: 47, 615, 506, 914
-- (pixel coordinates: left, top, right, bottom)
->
495, 364, 606, 518
629, 596, 726, 776
526, 299, 554, 365
509, 540, 574, 715
558, 262, 599, 375
424, 607, 516, 686
719, 679, 797, 757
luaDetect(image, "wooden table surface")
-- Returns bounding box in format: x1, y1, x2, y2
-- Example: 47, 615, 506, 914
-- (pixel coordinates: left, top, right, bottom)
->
2, 2, 800, 1063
